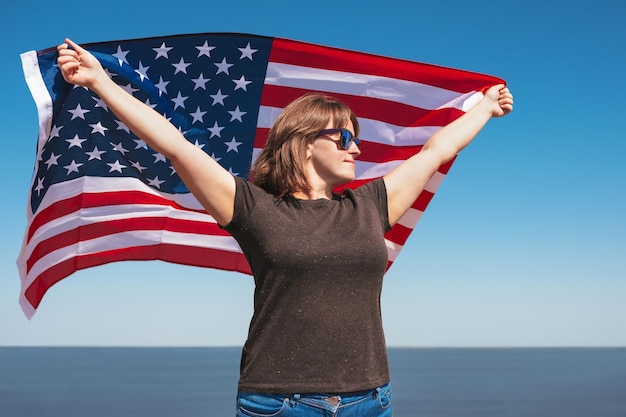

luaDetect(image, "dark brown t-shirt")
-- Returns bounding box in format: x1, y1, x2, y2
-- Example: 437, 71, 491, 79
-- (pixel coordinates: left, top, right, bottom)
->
224, 176, 392, 393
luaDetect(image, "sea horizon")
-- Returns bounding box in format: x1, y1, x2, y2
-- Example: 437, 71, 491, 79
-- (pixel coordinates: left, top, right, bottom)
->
1, 346, 625, 416
3, 345, 624, 348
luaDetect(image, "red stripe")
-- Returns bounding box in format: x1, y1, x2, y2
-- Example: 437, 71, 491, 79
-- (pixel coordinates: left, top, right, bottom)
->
357, 142, 422, 164
260, 85, 464, 128
439, 157, 455, 175
270, 38, 505, 92
384, 223, 413, 246
413, 189, 435, 212
336, 180, 434, 212
255, 132, 422, 165
28, 190, 206, 242
26, 216, 230, 273
24, 245, 251, 309
254, 127, 270, 149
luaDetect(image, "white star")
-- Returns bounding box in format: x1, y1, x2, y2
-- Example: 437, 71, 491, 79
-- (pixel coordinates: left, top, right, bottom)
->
193, 140, 206, 150
196, 41, 215, 58
135, 61, 150, 81
66, 134, 87, 148
190, 106, 207, 124
172, 57, 191, 75
155, 76, 170, 95
225, 137, 243, 153
134, 139, 148, 150
112, 45, 130, 66
153, 42, 173, 59
171, 91, 188, 110
210, 152, 222, 163
110, 142, 129, 155
121, 83, 139, 95
34, 177, 45, 195
207, 121, 224, 138
148, 176, 165, 189
116, 119, 130, 133
228, 106, 246, 122
144, 98, 158, 109
233, 75, 252, 91
107, 160, 127, 173
89, 122, 108, 136
49, 124, 63, 139
93, 96, 109, 111
209, 89, 228, 106
68, 104, 90, 120
238, 43, 258, 60
131, 160, 146, 172
153, 152, 167, 163
64, 160, 83, 174
86, 146, 106, 160
214, 58, 233, 75
44, 152, 61, 169
191, 73, 210, 90
227, 167, 239, 176
169, 165, 177, 176
104, 68, 117, 79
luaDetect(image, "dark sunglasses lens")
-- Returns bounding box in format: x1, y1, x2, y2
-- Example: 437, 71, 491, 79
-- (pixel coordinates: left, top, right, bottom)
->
340, 129, 352, 149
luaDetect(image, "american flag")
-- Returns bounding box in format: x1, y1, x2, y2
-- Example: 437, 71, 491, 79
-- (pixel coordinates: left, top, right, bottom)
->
18, 33, 504, 318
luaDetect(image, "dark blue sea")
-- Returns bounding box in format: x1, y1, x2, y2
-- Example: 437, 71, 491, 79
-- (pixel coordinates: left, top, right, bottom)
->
1, 347, 625, 416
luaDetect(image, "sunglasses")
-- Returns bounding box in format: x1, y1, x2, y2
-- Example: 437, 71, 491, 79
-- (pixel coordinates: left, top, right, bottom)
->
316, 128, 361, 150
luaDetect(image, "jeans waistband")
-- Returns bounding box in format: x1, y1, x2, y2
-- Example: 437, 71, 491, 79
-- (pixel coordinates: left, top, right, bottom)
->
286, 382, 390, 411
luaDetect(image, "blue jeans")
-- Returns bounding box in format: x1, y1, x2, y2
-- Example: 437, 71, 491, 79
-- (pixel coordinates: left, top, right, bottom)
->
235, 383, 392, 417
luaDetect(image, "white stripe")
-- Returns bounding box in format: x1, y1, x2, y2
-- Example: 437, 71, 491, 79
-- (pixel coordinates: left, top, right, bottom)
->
20, 50, 53, 212
31, 176, 204, 218
257, 106, 441, 147
265, 62, 478, 110
19, 296, 36, 320
396, 208, 424, 230
253, 144, 448, 185
391, 172, 446, 229
354, 160, 400, 180
425, 170, 446, 194
23, 230, 242, 290
358, 118, 440, 147
385, 239, 403, 262
17, 176, 215, 287
20, 51, 53, 153
22, 202, 218, 258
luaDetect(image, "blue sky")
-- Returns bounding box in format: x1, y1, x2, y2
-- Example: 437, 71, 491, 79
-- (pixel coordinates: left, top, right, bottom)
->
1, 0, 624, 347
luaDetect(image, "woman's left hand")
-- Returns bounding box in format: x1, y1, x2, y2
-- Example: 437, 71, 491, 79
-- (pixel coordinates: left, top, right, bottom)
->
484, 84, 514, 117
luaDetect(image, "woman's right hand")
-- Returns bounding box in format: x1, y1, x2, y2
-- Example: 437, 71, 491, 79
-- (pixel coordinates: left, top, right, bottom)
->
57, 38, 105, 89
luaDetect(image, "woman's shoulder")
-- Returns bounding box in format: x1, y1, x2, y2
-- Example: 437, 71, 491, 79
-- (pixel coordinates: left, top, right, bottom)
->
346, 178, 387, 199
232, 175, 278, 204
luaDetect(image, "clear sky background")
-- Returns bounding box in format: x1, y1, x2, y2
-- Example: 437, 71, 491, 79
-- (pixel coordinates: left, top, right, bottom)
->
1, 0, 624, 348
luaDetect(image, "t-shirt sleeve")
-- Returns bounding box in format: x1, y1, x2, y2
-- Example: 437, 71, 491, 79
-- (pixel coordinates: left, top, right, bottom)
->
355, 178, 391, 233
221, 176, 258, 235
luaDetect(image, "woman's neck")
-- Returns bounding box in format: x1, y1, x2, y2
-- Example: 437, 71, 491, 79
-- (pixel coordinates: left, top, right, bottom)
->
291, 188, 332, 200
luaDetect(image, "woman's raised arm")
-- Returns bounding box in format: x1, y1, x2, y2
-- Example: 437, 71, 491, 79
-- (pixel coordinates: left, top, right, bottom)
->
57, 38, 236, 226
383, 84, 513, 226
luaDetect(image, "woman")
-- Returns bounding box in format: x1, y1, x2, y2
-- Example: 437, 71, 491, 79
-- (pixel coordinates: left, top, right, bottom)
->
57, 38, 513, 416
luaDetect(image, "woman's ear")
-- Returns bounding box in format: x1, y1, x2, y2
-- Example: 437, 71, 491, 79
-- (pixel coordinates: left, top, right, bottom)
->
306, 142, 314, 160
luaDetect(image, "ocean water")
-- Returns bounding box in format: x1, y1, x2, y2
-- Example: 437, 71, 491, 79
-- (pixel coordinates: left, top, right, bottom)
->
0, 347, 625, 417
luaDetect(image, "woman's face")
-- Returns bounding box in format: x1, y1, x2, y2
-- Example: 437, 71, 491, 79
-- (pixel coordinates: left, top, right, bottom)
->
307, 120, 361, 188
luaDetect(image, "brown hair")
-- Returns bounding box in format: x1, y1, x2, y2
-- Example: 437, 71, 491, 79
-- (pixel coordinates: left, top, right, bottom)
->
252, 92, 359, 197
